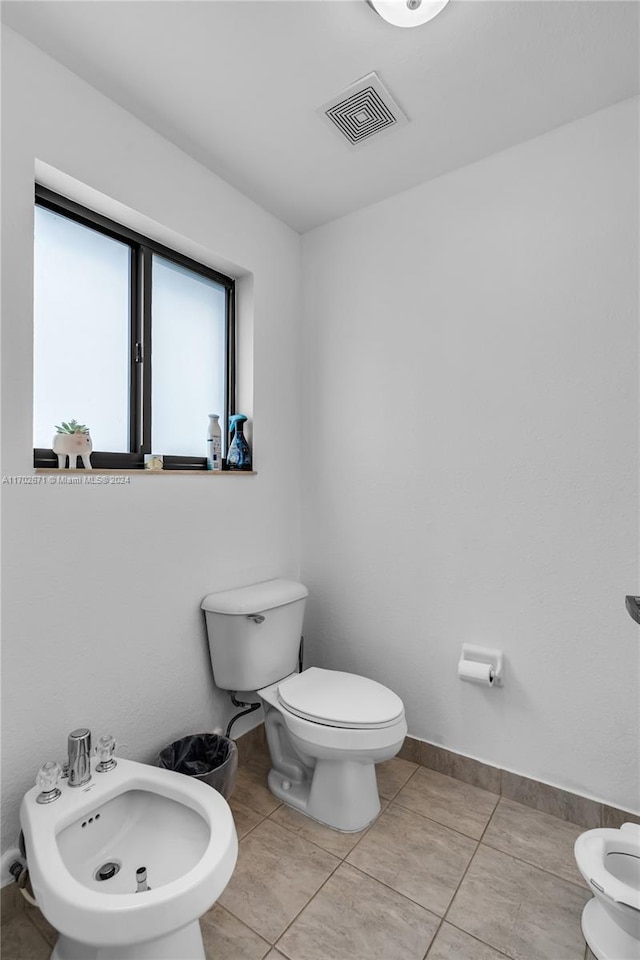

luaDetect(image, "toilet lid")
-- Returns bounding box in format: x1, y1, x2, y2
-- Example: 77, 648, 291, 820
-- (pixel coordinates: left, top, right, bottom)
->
277, 667, 404, 729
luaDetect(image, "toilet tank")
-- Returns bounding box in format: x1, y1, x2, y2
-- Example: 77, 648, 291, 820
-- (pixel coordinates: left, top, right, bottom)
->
201, 579, 308, 691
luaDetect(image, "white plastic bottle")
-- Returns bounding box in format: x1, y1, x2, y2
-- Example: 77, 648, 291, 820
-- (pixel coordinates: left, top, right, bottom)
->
207, 414, 222, 471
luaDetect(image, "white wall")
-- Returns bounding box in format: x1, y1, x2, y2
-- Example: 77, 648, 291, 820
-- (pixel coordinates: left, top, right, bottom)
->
1, 26, 637, 860
0, 28, 301, 850
301, 98, 639, 812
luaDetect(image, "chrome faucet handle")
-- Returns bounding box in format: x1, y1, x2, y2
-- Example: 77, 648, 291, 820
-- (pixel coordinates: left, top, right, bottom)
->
96, 734, 117, 773
36, 761, 62, 804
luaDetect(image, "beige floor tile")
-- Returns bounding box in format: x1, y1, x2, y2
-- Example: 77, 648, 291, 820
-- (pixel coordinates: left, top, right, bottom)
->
1, 882, 24, 926
276, 863, 439, 960
243, 751, 271, 775
395, 766, 499, 839
235, 725, 268, 768
585, 949, 596, 960
264, 952, 288, 960
230, 797, 265, 839
233, 763, 281, 817
347, 802, 476, 916
0, 915, 51, 959
269, 798, 389, 859
447, 845, 589, 960
201, 904, 271, 960
24, 903, 58, 947
218, 819, 339, 943
376, 756, 419, 799
483, 798, 587, 887
427, 922, 512, 960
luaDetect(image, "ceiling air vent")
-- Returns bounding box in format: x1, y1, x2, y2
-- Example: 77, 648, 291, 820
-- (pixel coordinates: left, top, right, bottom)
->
320, 72, 408, 147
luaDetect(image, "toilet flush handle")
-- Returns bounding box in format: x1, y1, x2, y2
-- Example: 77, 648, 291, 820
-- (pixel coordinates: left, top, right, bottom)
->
246, 614, 265, 624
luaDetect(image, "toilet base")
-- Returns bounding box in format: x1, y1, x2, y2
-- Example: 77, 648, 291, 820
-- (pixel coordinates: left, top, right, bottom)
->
50, 920, 205, 960
582, 897, 640, 960
268, 758, 381, 832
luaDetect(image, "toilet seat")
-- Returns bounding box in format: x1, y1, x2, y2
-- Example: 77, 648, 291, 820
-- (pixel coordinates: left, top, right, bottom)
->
277, 667, 404, 729
575, 824, 640, 911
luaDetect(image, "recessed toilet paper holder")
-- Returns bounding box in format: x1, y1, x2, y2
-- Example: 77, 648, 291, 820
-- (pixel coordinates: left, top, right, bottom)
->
459, 644, 504, 686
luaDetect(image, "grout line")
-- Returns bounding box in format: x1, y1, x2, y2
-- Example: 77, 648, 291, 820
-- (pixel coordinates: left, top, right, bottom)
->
266, 794, 394, 861
477, 795, 590, 891
214, 902, 273, 945
342, 861, 443, 923
338, 857, 450, 921
272, 856, 343, 949
235, 811, 268, 842
439, 795, 497, 928
421, 918, 444, 960
264, 811, 353, 859
389, 792, 498, 844
429, 920, 517, 960
18, 906, 56, 951
478, 839, 589, 893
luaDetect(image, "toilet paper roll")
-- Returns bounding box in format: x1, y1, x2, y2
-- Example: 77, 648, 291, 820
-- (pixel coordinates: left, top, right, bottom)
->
458, 659, 494, 686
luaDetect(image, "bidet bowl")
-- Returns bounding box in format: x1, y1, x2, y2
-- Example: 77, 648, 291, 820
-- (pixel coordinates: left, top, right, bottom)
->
20, 756, 237, 948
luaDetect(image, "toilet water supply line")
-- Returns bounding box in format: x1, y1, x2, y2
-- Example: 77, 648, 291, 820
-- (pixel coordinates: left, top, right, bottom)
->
9, 830, 37, 906
9, 858, 38, 907
224, 636, 304, 739
225, 694, 261, 738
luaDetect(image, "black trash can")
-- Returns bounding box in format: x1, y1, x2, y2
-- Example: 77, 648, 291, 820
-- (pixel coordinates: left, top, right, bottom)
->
158, 733, 238, 800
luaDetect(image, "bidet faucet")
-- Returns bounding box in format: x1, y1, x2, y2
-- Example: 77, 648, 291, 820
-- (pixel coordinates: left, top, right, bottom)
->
67, 728, 92, 787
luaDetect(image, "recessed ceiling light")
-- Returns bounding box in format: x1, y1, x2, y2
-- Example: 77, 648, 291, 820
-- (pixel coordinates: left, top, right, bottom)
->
367, 0, 450, 29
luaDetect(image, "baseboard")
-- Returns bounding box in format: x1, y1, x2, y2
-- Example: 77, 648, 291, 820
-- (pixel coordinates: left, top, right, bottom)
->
399, 735, 639, 830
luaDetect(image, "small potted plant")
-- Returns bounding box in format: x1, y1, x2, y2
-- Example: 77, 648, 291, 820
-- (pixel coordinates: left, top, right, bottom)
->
53, 420, 93, 469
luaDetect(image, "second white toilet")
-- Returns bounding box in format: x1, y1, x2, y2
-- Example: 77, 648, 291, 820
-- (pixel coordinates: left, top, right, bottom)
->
202, 579, 407, 832
574, 821, 640, 960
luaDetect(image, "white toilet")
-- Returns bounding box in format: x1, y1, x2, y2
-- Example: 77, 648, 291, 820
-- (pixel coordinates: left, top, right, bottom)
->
202, 578, 407, 832
574, 822, 640, 960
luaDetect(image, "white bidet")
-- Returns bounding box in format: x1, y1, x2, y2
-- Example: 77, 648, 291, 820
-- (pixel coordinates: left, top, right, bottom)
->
20, 756, 237, 960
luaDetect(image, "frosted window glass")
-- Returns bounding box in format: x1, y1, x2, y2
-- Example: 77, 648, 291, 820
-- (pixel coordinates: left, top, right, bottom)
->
33, 206, 130, 451
151, 256, 226, 457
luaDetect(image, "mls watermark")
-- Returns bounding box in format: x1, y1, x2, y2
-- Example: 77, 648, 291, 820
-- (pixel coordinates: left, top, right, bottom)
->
2, 475, 131, 486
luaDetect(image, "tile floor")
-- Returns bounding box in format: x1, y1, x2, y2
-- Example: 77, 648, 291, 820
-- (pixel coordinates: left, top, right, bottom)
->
1, 756, 594, 960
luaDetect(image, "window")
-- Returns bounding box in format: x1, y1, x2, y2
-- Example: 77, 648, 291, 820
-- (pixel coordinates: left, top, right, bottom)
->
33, 186, 235, 470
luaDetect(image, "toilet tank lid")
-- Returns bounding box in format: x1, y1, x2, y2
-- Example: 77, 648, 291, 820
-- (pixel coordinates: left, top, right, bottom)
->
201, 579, 308, 615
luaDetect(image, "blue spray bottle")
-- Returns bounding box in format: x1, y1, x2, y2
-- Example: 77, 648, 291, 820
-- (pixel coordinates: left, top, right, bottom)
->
227, 414, 252, 471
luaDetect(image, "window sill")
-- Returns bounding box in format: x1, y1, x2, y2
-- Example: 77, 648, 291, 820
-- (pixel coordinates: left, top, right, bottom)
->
34, 468, 257, 476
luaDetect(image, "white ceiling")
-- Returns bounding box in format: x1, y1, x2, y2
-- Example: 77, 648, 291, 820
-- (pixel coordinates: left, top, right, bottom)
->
3, 0, 638, 233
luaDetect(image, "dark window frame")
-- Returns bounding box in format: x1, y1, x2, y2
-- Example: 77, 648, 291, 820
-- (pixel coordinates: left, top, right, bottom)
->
33, 185, 236, 470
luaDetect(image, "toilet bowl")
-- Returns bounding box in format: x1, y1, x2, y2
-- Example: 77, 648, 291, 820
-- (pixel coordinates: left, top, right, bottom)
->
259, 667, 407, 831
574, 822, 640, 960
20, 756, 237, 960
201, 579, 407, 833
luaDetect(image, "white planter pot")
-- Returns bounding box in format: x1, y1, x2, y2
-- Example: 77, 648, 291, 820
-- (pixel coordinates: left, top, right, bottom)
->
53, 432, 93, 469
